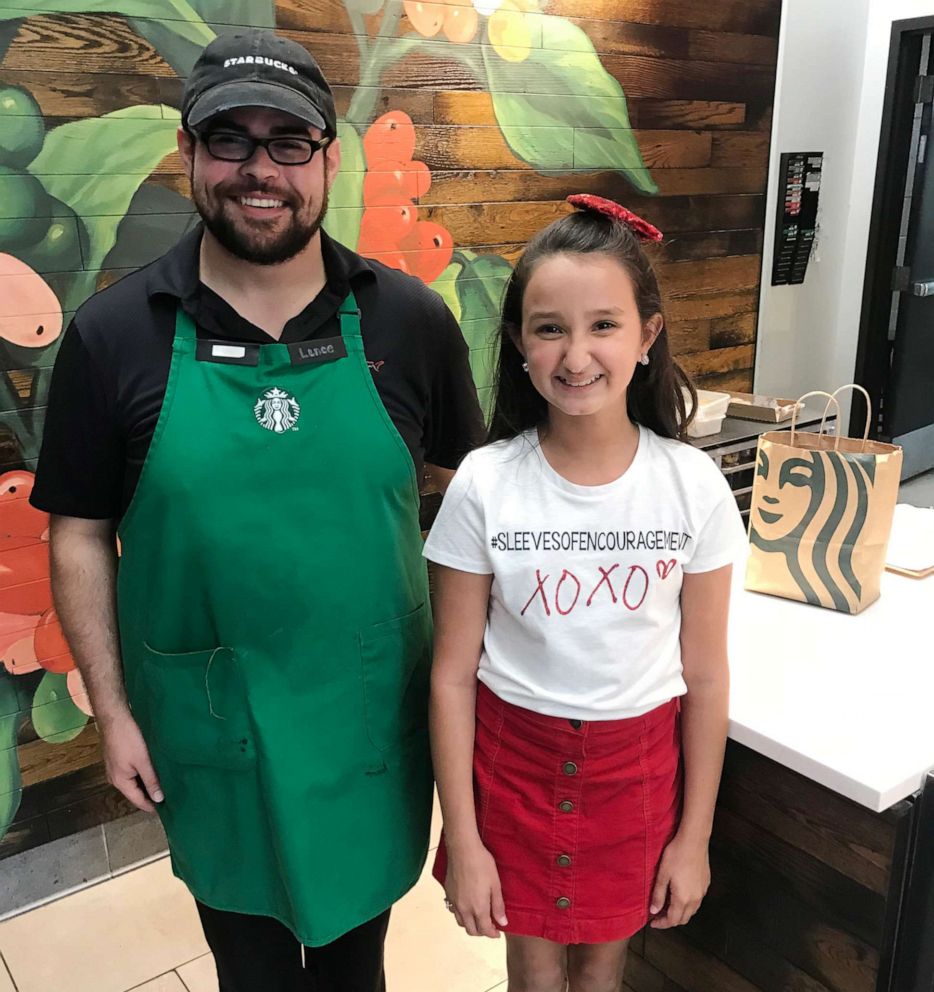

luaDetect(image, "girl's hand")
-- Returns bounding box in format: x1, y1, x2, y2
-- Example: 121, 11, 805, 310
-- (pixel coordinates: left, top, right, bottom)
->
444, 840, 509, 938
648, 832, 711, 929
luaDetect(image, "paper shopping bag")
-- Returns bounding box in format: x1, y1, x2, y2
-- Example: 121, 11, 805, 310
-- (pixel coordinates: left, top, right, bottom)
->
745, 386, 903, 613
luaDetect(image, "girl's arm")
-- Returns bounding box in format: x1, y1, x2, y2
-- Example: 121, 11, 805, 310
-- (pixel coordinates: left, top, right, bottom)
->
650, 562, 732, 929
429, 563, 508, 938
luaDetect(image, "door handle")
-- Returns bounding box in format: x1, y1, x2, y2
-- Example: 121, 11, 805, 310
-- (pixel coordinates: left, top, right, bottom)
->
911, 280, 934, 296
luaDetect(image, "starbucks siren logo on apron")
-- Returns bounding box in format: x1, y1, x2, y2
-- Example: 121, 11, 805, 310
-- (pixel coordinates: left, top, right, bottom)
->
254, 387, 300, 433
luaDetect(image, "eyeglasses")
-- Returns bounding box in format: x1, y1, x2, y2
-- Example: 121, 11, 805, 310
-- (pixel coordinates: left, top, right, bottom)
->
197, 131, 332, 166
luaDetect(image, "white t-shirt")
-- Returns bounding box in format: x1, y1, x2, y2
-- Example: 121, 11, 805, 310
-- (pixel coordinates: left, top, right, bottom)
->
423, 426, 748, 720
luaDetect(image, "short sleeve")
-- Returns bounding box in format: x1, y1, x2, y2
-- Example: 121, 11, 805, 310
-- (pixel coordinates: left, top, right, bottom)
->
422, 454, 492, 574
683, 492, 748, 574
30, 320, 124, 519
423, 301, 485, 470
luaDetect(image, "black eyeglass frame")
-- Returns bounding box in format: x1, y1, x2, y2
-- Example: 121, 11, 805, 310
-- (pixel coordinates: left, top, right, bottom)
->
193, 129, 333, 166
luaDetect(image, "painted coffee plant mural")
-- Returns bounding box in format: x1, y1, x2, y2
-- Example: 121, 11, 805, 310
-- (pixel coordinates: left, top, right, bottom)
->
0, 0, 778, 860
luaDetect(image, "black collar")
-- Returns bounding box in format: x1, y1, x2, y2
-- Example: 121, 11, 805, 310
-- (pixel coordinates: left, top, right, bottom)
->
145, 223, 375, 308
144, 224, 376, 344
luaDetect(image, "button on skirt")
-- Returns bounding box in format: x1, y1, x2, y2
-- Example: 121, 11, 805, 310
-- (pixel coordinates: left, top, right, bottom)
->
433, 681, 682, 944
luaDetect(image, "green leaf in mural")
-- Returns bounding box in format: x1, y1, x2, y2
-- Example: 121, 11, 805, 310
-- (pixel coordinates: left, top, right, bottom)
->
28, 106, 181, 272
0, 19, 20, 64
431, 262, 463, 324
0, 745, 20, 841
482, 16, 657, 194
455, 253, 512, 392
457, 253, 512, 331
128, 0, 275, 78
184, 0, 274, 28
103, 182, 198, 272
323, 122, 365, 251
0, 672, 22, 839
32, 671, 88, 745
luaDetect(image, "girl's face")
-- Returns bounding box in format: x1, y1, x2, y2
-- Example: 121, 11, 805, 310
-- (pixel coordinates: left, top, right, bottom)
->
518, 252, 661, 424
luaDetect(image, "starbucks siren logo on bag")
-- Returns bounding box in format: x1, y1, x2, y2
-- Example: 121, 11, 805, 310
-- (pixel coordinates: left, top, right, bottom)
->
745, 386, 902, 614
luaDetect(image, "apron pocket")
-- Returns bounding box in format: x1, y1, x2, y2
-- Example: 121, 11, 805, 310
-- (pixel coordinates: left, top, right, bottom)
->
137, 643, 256, 770
359, 602, 430, 752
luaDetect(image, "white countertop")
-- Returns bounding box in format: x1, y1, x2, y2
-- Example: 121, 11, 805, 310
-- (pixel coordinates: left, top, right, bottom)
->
727, 558, 934, 812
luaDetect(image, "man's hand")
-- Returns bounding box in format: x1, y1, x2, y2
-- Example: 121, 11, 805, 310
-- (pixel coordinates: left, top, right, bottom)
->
49, 515, 159, 809
100, 709, 164, 813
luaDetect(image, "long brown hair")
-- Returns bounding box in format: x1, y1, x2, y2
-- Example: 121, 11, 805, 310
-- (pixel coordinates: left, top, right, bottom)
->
487, 210, 696, 443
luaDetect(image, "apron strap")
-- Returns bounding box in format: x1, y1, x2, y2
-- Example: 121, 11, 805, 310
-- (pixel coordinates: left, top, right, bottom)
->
337, 290, 362, 342
174, 306, 198, 343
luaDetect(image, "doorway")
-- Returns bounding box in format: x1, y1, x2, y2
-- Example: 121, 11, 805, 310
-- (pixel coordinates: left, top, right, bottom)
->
856, 15, 934, 479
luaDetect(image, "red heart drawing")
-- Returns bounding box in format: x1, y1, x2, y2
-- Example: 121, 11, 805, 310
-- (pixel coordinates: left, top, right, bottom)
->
656, 559, 676, 580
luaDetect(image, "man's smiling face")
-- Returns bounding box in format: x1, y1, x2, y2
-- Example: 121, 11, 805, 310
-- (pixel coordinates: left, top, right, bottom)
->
179, 105, 341, 265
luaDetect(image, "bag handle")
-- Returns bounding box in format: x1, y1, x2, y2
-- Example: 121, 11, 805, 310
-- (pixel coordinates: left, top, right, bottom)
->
819, 383, 873, 451
791, 391, 841, 451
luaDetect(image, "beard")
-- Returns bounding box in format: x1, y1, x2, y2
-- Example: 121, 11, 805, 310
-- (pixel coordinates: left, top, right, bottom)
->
192, 166, 329, 266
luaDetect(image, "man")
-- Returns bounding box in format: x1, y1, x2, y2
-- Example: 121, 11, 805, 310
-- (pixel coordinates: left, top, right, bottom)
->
30, 29, 483, 992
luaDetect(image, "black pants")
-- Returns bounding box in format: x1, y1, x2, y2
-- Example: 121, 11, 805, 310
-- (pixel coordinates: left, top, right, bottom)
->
196, 901, 391, 992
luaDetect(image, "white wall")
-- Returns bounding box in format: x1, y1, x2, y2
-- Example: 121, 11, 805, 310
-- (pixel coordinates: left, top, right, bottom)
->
754, 0, 934, 423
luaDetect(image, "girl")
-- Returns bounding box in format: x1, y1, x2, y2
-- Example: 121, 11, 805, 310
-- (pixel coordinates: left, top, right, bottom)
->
423, 195, 747, 992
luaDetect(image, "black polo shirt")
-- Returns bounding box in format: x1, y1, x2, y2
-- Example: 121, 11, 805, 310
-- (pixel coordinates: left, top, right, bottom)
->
31, 226, 484, 520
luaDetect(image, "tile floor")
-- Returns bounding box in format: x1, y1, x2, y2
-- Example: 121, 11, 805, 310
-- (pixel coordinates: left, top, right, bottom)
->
0, 795, 508, 992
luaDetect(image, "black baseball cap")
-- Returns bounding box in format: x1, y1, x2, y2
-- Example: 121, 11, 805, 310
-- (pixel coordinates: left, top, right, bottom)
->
182, 29, 337, 138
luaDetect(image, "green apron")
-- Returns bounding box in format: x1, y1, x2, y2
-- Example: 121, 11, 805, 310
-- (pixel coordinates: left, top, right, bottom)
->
117, 293, 433, 946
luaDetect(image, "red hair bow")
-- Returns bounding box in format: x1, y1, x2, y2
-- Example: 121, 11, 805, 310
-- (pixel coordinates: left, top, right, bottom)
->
566, 194, 663, 243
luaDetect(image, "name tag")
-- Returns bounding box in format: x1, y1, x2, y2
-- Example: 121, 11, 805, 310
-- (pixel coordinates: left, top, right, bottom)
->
288, 337, 347, 366
213, 344, 246, 359
196, 340, 260, 366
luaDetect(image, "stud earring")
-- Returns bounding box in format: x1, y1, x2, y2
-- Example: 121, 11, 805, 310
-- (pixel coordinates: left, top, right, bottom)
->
521, 361, 529, 372
639, 354, 650, 366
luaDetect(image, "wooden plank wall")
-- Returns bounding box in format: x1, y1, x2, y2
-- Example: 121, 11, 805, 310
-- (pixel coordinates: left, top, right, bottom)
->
623, 742, 909, 992
0, 0, 780, 865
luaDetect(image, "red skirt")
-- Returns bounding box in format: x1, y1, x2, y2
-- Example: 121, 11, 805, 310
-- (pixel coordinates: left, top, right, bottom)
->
433, 681, 682, 944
